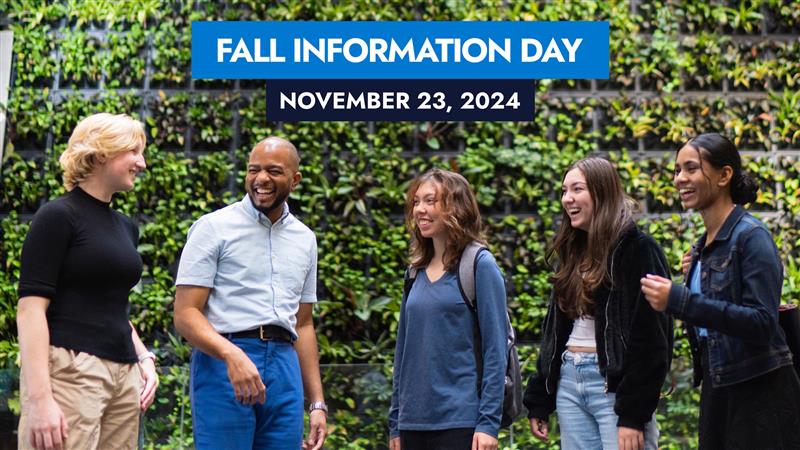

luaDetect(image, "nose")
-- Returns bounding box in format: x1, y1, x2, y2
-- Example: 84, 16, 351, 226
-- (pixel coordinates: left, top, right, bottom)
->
413, 202, 426, 215
674, 169, 686, 186
136, 154, 147, 170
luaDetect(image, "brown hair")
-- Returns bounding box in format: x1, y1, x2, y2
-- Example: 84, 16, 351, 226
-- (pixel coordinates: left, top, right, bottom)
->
404, 168, 487, 271
548, 158, 637, 319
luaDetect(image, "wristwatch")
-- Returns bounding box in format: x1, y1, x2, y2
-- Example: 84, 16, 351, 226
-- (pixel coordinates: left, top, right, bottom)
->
308, 401, 328, 415
138, 351, 157, 364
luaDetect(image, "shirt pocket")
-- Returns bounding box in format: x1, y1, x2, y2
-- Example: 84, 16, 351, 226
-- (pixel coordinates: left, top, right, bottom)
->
706, 254, 733, 296
277, 253, 309, 297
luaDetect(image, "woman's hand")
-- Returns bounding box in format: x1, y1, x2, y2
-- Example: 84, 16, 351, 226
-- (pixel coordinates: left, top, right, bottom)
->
640, 274, 672, 312
138, 358, 158, 411
389, 436, 400, 450
618, 426, 644, 450
681, 249, 693, 276
472, 431, 498, 450
529, 417, 549, 441
27, 395, 69, 450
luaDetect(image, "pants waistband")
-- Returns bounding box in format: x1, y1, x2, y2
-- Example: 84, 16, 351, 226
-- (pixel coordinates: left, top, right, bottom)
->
227, 325, 294, 343
562, 349, 599, 365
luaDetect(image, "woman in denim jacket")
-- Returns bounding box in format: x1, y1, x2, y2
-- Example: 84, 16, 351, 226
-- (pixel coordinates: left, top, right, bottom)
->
641, 133, 800, 449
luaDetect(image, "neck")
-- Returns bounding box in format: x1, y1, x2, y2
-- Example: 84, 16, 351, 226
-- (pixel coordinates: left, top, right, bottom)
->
266, 203, 285, 224
699, 197, 735, 244
78, 177, 114, 202
431, 236, 446, 266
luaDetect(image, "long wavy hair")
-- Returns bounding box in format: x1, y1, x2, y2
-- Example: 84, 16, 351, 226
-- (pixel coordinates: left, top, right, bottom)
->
548, 158, 637, 319
405, 169, 487, 271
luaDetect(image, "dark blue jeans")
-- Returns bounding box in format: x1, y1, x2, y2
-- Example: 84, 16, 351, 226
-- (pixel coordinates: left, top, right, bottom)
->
190, 338, 303, 450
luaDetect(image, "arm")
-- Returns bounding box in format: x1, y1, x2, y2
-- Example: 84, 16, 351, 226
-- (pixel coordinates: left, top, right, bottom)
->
18, 297, 69, 450
523, 291, 558, 422
295, 303, 326, 450
473, 253, 508, 439
614, 237, 673, 430
388, 283, 408, 442
173, 285, 265, 405
666, 226, 782, 342
17, 203, 73, 449
129, 323, 157, 411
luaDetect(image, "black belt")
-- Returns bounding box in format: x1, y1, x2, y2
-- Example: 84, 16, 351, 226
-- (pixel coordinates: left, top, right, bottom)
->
228, 325, 293, 343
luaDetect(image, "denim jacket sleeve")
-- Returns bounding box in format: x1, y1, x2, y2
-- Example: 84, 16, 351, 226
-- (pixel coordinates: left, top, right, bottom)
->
614, 236, 673, 430
666, 226, 783, 342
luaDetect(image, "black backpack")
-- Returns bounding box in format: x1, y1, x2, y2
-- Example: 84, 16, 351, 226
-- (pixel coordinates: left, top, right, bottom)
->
403, 242, 523, 428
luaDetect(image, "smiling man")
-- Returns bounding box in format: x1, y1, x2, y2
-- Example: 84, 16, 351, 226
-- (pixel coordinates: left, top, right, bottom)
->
174, 137, 327, 450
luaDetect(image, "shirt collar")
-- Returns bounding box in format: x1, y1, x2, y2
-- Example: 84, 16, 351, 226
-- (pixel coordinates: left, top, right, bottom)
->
241, 194, 291, 227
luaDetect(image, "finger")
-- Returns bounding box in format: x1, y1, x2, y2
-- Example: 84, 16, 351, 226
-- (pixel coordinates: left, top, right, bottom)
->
42, 430, 54, 450
33, 430, 43, 450
472, 433, 478, 450
638, 432, 645, 450
257, 381, 266, 404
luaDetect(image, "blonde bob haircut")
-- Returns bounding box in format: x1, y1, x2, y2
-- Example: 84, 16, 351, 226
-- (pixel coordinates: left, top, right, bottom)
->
60, 113, 146, 190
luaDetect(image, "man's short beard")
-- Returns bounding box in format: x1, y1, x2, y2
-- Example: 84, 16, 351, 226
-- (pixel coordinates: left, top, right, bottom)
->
249, 190, 289, 217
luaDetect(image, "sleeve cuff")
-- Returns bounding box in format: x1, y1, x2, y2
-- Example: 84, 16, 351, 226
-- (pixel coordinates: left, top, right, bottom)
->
666, 283, 687, 317
616, 415, 646, 431
474, 424, 499, 438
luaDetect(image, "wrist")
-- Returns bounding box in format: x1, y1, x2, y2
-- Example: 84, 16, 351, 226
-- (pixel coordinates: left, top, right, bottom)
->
308, 400, 328, 415
138, 350, 156, 364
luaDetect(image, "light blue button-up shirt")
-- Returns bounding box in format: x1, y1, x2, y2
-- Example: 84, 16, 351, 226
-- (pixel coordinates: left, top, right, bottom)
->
176, 195, 317, 338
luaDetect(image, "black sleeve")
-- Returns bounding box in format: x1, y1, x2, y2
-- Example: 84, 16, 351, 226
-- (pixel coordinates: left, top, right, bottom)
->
523, 292, 558, 419
614, 236, 673, 430
18, 202, 74, 300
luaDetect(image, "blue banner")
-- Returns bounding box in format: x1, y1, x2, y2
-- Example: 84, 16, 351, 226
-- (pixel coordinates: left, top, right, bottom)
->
192, 21, 609, 79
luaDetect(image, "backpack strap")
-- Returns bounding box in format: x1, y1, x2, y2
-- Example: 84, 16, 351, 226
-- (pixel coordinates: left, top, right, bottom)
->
457, 241, 486, 312
403, 266, 418, 304
456, 241, 488, 396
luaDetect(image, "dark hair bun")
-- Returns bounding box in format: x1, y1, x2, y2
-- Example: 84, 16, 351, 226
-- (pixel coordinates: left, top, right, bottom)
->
732, 172, 759, 205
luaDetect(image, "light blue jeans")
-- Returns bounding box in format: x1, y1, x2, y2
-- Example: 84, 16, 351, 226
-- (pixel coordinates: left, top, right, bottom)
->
556, 351, 659, 450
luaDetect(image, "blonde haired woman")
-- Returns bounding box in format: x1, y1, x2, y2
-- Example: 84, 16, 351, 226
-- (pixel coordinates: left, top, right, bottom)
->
17, 113, 157, 450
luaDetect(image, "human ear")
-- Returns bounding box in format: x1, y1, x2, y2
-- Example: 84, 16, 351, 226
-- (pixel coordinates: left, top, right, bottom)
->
717, 165, 734, 188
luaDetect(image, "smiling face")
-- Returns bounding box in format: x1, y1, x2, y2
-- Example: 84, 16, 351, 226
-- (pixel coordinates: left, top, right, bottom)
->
673, 144, 731, 210
100, 146, 146, 192
245, 142, 300, 222
562, 168, 594, 232
412, 180, 447, 241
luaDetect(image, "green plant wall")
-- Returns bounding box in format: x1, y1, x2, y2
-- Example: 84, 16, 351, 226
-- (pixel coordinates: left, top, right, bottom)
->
2, 1, 800, 448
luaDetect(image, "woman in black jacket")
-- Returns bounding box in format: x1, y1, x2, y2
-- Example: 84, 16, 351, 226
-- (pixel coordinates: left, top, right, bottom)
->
524, 157, 672, 450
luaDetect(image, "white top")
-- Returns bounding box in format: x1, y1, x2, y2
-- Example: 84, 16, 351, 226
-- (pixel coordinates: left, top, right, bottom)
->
175, 195, 318, 338
566, 316, 596, 348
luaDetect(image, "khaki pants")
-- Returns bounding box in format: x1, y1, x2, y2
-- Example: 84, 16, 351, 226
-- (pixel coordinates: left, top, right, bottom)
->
19, 346, 142, 450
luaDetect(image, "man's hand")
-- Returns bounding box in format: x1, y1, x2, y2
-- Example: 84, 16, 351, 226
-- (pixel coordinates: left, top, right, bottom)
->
27, 395, 69, 450
223, 347, 265, 405
389, 437, 400, 450
618, 426, 644, 450
138, 358, 158, 411
302, 409, 327, 450
471, 431, 498, 450
640, 274, 672, 312
529, 417, 549, 441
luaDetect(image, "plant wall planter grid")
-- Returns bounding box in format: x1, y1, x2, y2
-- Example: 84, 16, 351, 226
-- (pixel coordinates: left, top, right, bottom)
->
2, 1, 800, 447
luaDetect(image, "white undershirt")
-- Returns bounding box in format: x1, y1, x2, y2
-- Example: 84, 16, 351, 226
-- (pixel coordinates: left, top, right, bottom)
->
566, 316, 597, 348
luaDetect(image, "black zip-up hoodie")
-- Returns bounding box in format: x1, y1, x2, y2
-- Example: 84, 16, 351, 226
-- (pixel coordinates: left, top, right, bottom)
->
523, 223, 674, 430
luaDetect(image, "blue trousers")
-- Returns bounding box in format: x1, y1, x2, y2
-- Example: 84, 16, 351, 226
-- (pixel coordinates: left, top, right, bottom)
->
190, 338, 303, 450
556, 351, 659, 450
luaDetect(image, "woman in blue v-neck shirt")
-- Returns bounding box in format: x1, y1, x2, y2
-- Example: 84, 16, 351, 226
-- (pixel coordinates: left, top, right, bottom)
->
388, 169, 508, 450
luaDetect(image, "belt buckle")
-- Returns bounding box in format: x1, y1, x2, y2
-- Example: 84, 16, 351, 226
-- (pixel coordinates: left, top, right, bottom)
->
259, 326, 268, 341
